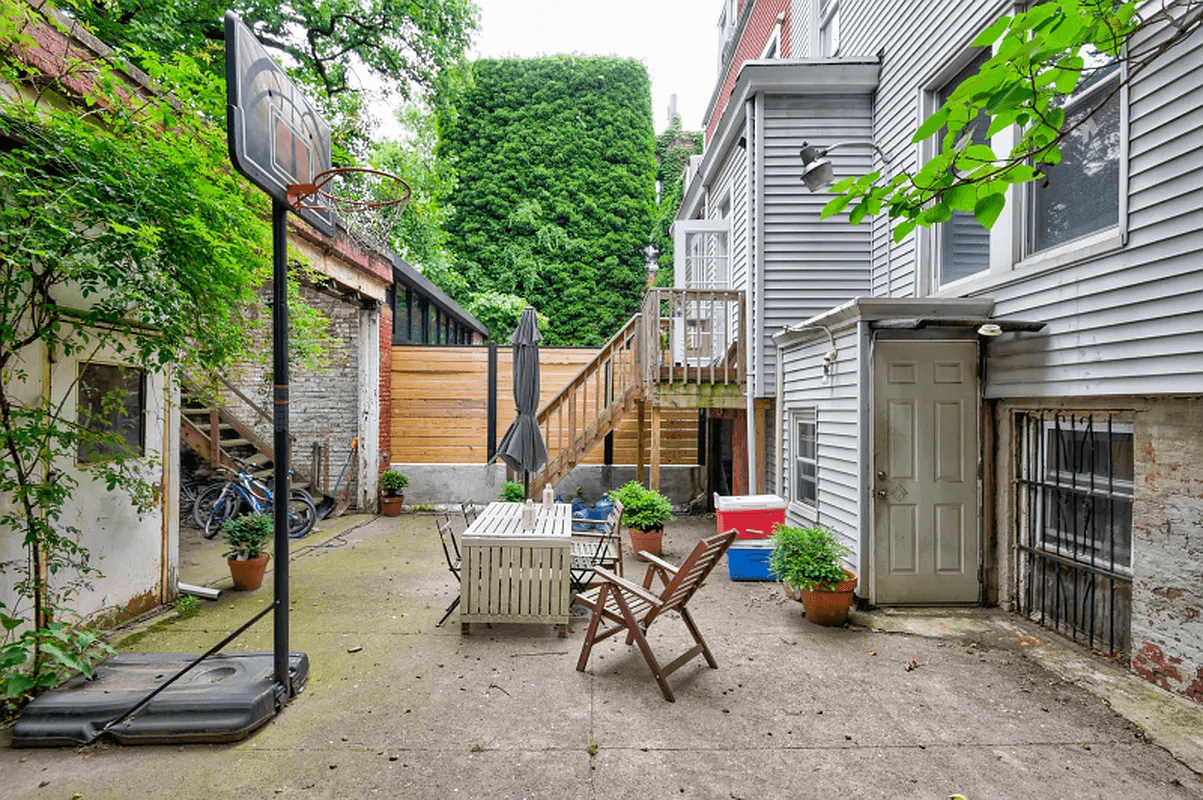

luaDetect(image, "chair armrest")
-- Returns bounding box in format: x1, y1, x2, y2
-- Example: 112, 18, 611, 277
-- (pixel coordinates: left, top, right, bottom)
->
571, 531, 612, 541
592, 567, 663, 607
639, 552, 679, 574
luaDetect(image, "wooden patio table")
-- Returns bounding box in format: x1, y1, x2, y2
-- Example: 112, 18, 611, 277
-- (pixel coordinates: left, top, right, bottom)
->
459, 501, 573, 636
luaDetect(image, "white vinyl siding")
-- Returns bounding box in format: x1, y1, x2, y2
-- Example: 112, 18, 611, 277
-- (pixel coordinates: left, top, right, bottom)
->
778, 327, 862, 558
983, 25, 1203, 398
761, 94, 874, 396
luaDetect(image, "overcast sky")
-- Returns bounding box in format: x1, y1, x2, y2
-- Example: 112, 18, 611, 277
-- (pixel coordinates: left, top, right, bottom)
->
372, 0, 720, 137
470, 0, 719, 132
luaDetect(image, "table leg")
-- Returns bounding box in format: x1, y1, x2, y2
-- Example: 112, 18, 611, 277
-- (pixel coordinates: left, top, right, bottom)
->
461, 622, 470, 636
557, 623, 567, 639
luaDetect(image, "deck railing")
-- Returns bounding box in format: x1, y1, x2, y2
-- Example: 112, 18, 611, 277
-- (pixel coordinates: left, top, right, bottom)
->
640, 288, 745, 391
531, 288, 745, 493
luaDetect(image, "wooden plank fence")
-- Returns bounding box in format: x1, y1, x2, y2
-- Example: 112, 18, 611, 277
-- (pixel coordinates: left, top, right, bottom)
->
390, 345, 699, 466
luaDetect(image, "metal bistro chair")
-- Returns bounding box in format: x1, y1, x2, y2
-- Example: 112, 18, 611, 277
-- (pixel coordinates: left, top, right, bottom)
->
569, 498, 624, 595
575, 529, 738, 702
435, 516, 462, 628
461, 500, 478, 525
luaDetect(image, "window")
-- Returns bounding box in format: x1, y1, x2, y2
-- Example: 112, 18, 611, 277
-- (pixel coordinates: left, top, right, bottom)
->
1016, 412, 1133, 656
1028, 55, 1121, 254
77, 362, 145, 463
820, 0, 840, 57
793, 408, 817, 507
934, 49, 992, 288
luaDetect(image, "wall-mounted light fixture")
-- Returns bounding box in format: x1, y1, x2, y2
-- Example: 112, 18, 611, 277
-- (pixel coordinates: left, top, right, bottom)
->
977, 323, 1003, 337
799, 140, 891, 192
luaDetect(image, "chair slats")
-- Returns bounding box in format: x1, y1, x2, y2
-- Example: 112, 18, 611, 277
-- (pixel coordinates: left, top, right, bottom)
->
575, 528, 738, 701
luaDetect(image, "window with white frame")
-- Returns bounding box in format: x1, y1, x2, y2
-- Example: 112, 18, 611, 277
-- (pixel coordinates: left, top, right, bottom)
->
820, 0, 840, 57
77, 362, 145, 463
934, 49, 992, 288
793, 408, 817, 507
1027, 52, 1121, 255
718, 0, 739, 70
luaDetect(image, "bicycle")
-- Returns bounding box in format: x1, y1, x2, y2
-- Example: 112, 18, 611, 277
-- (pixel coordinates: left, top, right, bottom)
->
194, 457, 317, 540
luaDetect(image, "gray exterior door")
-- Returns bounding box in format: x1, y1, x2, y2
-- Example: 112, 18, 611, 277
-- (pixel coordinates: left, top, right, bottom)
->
873, 340, 980, 604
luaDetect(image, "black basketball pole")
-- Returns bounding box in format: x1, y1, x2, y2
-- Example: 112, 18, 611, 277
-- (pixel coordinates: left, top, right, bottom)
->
271, 199, 292, 696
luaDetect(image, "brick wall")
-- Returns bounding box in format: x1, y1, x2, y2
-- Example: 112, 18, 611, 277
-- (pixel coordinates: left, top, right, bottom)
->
707, 0, 792, 142
223, 286, 362, 502
1131, 396, 1203, 704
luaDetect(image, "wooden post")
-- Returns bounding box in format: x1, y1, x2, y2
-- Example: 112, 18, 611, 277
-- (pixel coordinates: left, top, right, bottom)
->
636, 400, 646, 485
651, 402, 662, 492
731, 408, 748, 496
487, 342, 497, 462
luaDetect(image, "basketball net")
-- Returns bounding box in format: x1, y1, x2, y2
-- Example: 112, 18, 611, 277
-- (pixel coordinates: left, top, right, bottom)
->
287, 167, 412, 254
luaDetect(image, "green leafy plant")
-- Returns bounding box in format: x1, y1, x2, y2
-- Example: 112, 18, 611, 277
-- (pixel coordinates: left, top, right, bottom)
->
221, 513, 273, 561
380, 469, 409, 497
768, 524, 853, 592
500, 481, 525, 503
173, 595, 200, 617
821, 1, 1202, 239
437, 56, 659, 345
1, 604, 113, 720
610, 480, 674, 532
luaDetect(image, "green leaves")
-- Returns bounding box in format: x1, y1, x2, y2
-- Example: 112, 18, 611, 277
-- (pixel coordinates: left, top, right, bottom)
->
439, 57, 659, 345
818, 1, 1182, 241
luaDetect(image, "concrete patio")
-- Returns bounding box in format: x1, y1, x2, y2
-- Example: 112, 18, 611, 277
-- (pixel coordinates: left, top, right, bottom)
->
2, 511, 1201, 799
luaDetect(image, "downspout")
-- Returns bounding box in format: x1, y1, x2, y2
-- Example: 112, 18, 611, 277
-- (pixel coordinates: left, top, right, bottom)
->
744, 96, 757, 495
774, 335, 785, 499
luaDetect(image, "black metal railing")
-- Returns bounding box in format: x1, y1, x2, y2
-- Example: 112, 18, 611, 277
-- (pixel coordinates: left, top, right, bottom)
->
1015, 411, 1133, 659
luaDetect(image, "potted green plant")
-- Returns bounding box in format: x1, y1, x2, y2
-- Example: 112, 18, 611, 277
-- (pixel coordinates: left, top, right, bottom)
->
768, 524, 857, 626
610, 480, 675, 560
380, 469, 408, 516
221, 512, 273, 591
500, 481, 525, 502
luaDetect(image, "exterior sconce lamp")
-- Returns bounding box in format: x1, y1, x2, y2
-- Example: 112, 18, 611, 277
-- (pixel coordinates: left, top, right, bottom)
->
642, 244, 660, 288
799, 140, 891, 192
977, 323, 1003, 337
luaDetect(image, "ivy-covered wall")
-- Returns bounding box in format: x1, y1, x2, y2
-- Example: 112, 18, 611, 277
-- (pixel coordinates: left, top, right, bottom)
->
437, 56, 658, 346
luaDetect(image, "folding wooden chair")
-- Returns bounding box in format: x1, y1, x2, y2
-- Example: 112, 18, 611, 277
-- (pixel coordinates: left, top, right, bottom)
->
569, 498, 624, 594
435, 517, 462, 628
575, 528, 738, 701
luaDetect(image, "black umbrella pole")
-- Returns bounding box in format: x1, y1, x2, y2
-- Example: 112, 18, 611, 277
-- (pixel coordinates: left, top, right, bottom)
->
271, 200, 292, 697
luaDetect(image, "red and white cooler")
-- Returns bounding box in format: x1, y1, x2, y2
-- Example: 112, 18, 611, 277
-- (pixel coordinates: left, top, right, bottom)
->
715, 493, 786, 539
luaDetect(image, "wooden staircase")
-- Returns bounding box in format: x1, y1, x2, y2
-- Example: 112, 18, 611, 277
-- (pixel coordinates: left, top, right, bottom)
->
530, 288, 745, 495
180, 375, 297, 487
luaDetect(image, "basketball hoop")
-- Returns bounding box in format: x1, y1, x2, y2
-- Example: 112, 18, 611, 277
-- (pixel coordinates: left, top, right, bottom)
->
287, 167, 411, 252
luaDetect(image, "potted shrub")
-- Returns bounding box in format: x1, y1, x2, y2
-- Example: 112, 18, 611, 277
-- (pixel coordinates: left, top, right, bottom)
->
500, 480, 525, 502
611, 480, 674, 560
380, 469, 408, 516
222, 512, 273, 591
768, 524, 857, 626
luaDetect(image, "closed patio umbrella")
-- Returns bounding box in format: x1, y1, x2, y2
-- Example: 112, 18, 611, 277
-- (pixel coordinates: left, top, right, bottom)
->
497, 306, 548, 497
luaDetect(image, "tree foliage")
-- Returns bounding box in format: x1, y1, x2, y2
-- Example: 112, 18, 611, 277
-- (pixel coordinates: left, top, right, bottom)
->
823, 0, 1203, 241
651, 115, 703, 284
55, 0, 479, 153
436, 56, 659, 346
0, 2, 330, 710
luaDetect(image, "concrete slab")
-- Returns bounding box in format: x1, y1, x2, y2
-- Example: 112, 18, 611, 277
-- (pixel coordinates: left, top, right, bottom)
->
1, 513, 1200, 799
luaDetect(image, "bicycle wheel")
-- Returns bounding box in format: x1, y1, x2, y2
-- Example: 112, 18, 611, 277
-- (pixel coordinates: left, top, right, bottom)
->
202, 485, 244, 539
286, 492, 317, 538
193, 483, 226, 532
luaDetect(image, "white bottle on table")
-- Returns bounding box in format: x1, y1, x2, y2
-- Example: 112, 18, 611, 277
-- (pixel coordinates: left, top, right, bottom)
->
522, 499, 535, 529
542, 485, 554, 511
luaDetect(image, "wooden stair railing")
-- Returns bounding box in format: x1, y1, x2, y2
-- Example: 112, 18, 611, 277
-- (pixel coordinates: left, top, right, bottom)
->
528, 288, 747, 496
180, 374, 309, 490
531, 312, 644, 495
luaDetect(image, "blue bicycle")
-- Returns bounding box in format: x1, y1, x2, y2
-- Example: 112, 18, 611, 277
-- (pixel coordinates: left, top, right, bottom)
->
193, 457, 316, 539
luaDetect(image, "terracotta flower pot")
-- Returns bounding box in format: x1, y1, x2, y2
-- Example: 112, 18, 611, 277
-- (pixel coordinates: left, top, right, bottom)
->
796, 569, 858, 627
380, 494, 403, 516
228, 554, 270, 591
629, 526, 663, 561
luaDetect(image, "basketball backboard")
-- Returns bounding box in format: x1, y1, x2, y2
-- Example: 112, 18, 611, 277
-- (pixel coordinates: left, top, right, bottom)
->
225, 12, 336, 236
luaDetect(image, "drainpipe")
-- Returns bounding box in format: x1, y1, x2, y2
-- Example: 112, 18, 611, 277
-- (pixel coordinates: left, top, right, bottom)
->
744, 97, 757, 495
774, 335, 784, 499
